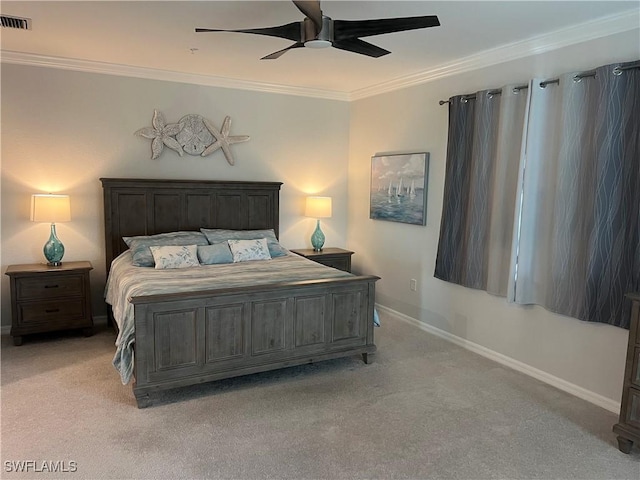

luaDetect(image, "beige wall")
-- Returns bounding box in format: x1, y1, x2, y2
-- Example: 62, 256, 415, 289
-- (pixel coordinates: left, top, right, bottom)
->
2, 28, 638, 408
1, 65, 350, 321
347, 29, 640, 405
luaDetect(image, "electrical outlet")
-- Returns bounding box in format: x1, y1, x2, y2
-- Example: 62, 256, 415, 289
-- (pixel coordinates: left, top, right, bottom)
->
410, 279, 417, 291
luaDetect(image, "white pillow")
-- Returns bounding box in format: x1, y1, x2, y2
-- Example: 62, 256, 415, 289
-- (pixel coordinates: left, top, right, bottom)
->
227, 238, 272, 263
149, 245, 200, 269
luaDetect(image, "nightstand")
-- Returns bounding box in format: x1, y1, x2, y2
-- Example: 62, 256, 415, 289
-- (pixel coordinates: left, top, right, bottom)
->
5, 261, 93, 346
613, 292, 640, 453
290, 248, 354, 273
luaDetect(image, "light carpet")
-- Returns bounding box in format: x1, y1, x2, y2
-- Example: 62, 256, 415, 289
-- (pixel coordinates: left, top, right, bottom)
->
1, 310, 638, 479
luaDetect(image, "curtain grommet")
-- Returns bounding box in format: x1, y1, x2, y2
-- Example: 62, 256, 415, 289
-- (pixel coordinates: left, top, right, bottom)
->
613, 67, 623, 76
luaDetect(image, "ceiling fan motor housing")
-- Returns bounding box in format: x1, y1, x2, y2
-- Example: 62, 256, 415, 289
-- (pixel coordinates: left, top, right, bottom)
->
303, 15, 333, 47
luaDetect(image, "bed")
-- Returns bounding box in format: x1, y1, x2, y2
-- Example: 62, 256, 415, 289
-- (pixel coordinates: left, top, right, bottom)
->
101, 178, 379, 408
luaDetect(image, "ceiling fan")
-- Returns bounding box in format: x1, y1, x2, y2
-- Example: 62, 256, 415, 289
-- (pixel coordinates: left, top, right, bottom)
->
195, 0, 440, 59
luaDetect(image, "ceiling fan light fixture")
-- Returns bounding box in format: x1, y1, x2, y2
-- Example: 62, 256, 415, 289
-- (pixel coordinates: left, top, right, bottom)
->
304, 39, 331, 48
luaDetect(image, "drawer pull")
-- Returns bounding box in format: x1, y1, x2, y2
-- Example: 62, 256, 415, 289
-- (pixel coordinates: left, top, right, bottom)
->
44, 285, 59, 289
45, 308, 60, 313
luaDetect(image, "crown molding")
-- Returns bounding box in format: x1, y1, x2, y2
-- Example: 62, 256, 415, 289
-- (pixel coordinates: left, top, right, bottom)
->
1, 8, 637, 103
0, 50, 351, 102
349, 8, 640, 101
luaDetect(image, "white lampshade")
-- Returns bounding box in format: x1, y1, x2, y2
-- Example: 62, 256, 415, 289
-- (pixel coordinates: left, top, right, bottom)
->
305, 196, 332, 218
30, 194, 71, 223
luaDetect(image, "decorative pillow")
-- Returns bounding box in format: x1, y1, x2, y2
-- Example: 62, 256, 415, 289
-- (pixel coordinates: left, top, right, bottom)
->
200, 229, 288, 258
197, 243, 234, 265
227, 238, 272, 263
149, 245, 200, 270
123, 231, 208, 267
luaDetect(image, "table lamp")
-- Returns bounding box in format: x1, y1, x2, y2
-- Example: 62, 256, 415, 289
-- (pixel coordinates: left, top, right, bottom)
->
31, 194, 71, 266
305, 196, 332, 251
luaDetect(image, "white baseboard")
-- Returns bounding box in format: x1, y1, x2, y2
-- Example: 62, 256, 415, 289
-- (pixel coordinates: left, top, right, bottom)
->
376, 304, 621, 414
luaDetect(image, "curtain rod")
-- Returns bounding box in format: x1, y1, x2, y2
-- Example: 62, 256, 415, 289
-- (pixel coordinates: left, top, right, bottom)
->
539, 70, 596, 88
439, 61, 640, 104
438, 86, 525, 105
541, 61, 640, 88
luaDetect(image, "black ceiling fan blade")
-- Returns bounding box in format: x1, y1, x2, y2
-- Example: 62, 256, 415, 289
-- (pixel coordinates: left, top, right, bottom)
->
292, 0, 323, 34
261, 42, 305, 60
334, 16, 440, 40
196, 21, 302, 42
332, 38, 391, 58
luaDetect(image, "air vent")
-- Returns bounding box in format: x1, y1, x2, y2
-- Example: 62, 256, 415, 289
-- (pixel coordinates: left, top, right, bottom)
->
1, 15, 31, 30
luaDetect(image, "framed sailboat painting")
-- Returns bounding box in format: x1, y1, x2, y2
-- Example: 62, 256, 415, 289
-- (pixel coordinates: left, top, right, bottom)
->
370, 152, 429, 225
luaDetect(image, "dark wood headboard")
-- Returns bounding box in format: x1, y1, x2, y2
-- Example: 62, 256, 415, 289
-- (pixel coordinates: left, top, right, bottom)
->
100, 178, 283, 273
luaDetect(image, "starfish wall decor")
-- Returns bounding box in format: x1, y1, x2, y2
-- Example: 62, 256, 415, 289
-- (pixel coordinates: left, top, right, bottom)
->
135, 110, 250, 165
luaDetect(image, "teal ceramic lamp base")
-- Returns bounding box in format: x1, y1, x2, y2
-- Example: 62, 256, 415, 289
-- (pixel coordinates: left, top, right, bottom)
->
43, 223, 65, 266
311, 219, 325, 252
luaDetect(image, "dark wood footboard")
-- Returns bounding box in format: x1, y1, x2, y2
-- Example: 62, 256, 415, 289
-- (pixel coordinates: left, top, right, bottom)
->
131, 276, 378, 408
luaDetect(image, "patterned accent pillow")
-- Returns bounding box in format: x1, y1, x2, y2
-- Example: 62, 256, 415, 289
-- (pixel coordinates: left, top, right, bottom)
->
227, 238, 272, 263
123, 231, 208, 267
149, 245, 200, 270
197, 243, 234, 265
200, 229, 288, 258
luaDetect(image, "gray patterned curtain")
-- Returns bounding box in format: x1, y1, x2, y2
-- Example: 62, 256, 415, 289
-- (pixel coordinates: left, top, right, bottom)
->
513, 61, 640, 327
434, 94, 481, 288
436, 60, 640, 328
435, 87, 527, 295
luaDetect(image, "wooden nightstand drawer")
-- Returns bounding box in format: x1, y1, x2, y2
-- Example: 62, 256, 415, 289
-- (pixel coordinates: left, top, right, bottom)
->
18, 298, 87, 326
6, 261, 94, 345
16, 275, 84, 300
614, 293, 640, 453
317, 256, 350, 272
633, 347, 640, 388
624, 387, 640, 430
290, 248, 354, 273
635, 301, 640, 346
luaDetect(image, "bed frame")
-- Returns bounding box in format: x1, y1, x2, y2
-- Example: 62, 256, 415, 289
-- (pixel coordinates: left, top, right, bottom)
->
101, 178, 378, 407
